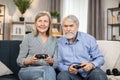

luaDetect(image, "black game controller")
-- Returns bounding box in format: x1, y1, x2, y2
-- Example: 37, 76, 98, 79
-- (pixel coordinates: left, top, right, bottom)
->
35, 54, 48, 59
73, 65, 85, 69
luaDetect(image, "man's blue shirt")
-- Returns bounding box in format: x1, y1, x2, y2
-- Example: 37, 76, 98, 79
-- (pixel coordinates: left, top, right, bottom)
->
57, 31, 104, 77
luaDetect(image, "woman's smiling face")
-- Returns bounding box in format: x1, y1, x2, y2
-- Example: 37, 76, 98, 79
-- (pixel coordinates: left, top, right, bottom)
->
35, 15, 50, 33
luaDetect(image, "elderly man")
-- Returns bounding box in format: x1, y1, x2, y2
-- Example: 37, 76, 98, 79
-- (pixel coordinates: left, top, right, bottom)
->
57, 15, 108, 80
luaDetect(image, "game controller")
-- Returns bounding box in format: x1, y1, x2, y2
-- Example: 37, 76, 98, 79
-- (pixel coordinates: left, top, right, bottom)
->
73, 65, 85, 69
35, 54, 48, 59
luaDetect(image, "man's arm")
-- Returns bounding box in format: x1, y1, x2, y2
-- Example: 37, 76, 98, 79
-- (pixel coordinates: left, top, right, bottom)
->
89, 38, 105, 68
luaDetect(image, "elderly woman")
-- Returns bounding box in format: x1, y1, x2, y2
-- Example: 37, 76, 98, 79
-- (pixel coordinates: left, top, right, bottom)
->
17, 11, 57, 80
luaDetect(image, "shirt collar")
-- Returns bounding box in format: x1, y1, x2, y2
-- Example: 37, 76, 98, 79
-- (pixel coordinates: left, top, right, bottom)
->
63, 32, 81, 45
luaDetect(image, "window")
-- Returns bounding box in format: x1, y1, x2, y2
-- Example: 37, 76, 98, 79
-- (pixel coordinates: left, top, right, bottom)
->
60, 0, 88, 33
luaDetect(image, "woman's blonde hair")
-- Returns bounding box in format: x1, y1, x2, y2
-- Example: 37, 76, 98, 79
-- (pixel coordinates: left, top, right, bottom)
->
34, 11, 52, 37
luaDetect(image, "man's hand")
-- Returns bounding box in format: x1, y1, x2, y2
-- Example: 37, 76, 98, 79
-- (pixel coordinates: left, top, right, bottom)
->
68, 64, 78, 74
80, 62, 95, 72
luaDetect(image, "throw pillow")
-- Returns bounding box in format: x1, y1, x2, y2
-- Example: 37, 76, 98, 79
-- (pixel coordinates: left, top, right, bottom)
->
0, 61, 13, 76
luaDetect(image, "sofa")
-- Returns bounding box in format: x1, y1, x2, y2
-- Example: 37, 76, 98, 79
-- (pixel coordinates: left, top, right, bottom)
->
97, 40, 120, 79
0, 40, 21, 80
0, 40, 120, 80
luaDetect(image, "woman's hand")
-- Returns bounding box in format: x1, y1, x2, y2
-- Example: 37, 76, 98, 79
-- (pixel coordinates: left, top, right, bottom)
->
23, 55, 39, 65
44, 56, 54, 65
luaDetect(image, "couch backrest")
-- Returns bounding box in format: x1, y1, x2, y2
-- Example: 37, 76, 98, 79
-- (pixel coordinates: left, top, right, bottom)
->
1, 40, 120, 76
97, 40, 120, 72
0, 40, 22, 76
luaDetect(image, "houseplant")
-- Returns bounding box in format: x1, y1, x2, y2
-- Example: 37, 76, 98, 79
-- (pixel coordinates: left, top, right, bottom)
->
51, 11, 60, 23
13, 0, 32, 21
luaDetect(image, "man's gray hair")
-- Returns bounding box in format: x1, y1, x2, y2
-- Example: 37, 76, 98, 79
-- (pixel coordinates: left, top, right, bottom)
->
62, 15, 79, 27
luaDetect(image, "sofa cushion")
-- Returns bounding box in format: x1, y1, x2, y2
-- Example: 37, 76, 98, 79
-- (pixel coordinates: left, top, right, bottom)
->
9, 41, 22, 76
97, 40, 120, 72
0, 41, 10, 68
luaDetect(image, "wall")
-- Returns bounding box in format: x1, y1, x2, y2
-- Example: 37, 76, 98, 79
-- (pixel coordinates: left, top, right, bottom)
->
0, 0, 51, 40
0, 0, 120, 40
104, 0, 120, 40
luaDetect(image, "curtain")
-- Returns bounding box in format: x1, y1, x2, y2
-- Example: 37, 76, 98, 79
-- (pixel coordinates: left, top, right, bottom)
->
51, 0, 60, 21
51, 0, 60, 12
87, 0, 105, 40
60, 0, 88, 33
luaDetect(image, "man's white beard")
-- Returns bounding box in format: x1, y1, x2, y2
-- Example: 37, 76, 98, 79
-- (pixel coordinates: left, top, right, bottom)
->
63, 32, 76, 39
